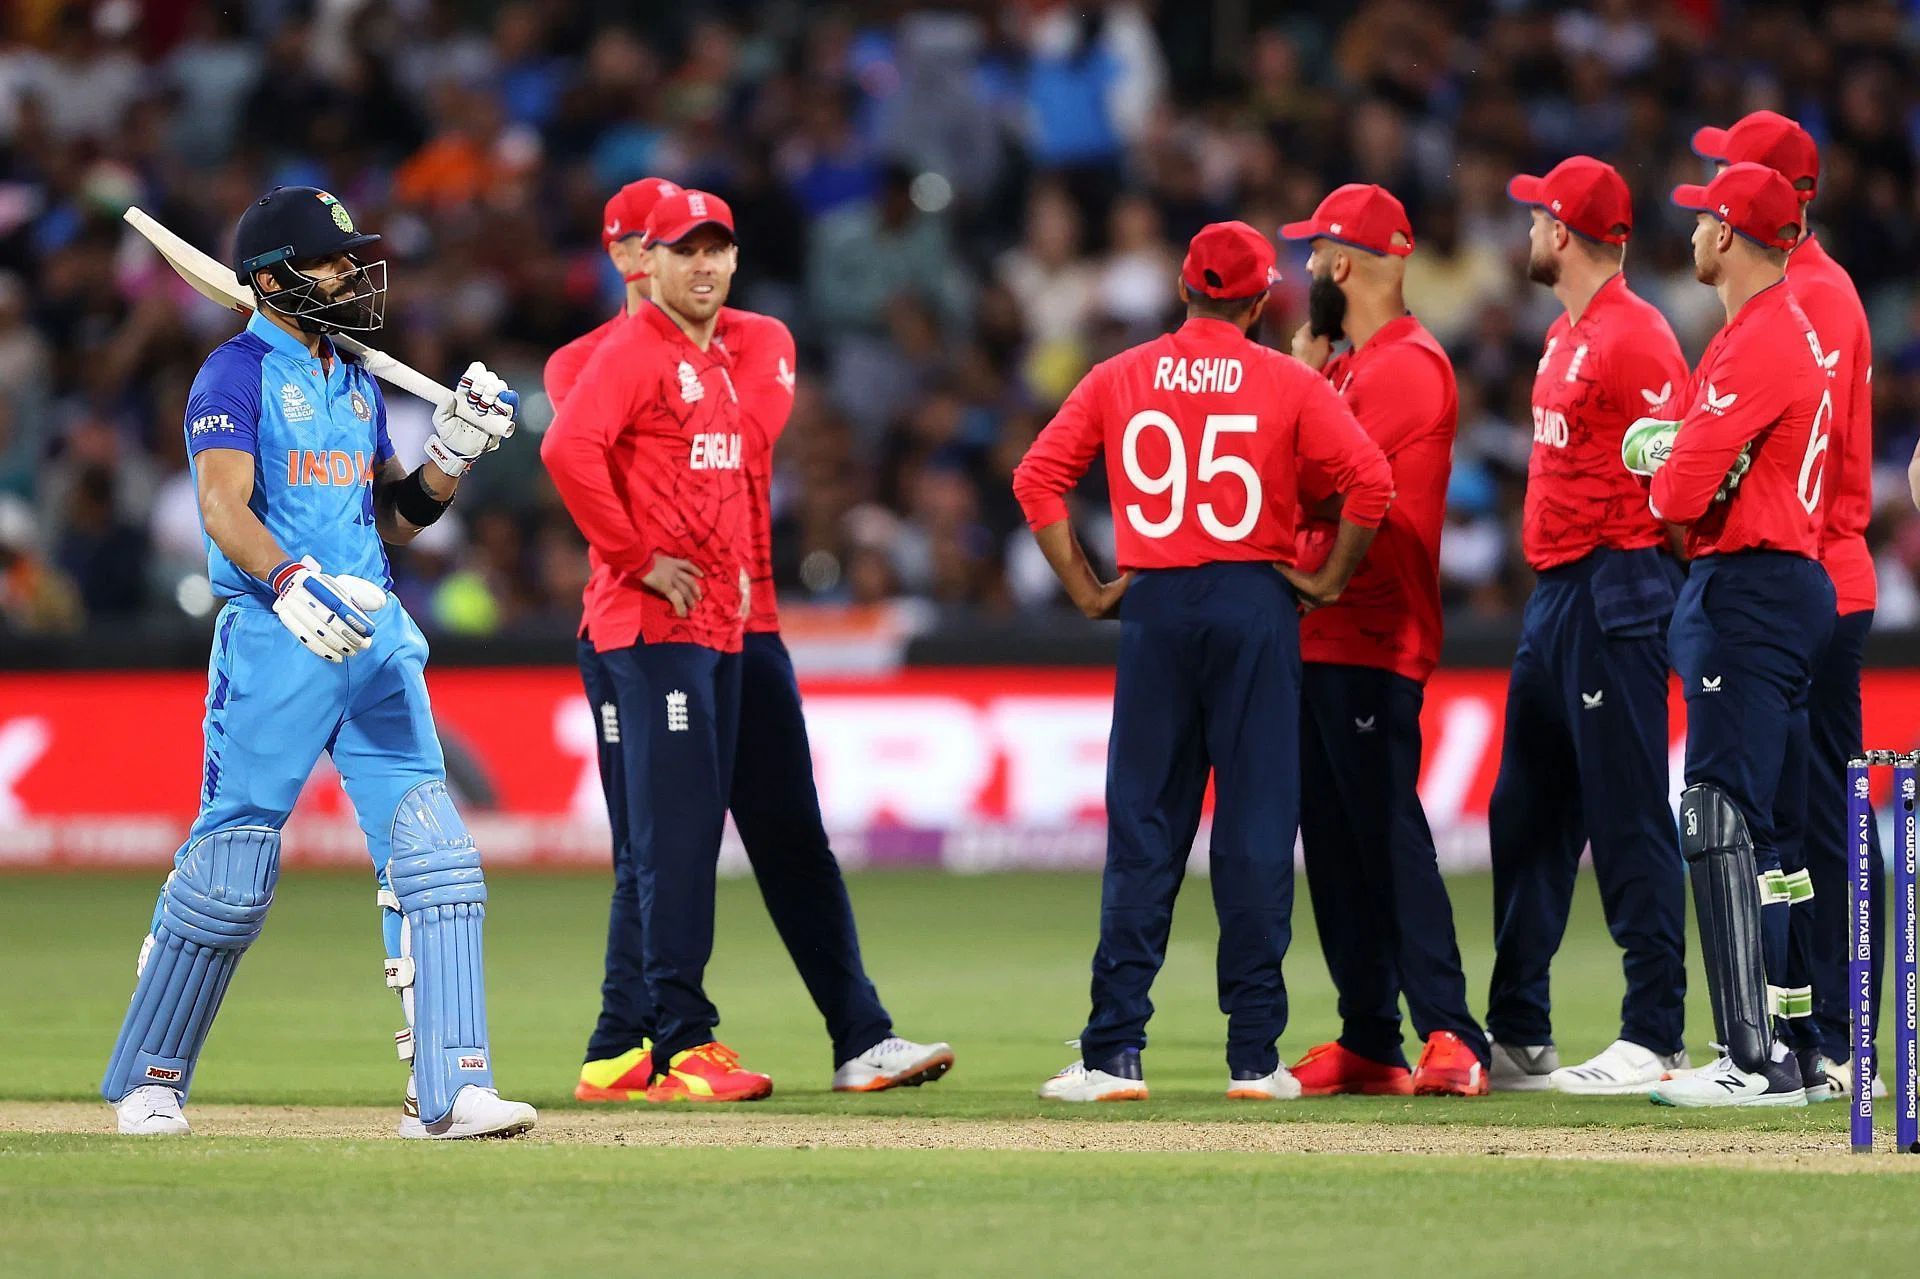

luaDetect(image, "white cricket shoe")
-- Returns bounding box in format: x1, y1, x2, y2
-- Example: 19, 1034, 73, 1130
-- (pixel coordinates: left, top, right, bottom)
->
399, 1080, 537, 1139
1038, 1047, 1148, 1102
832, 1036, 956, 1092
1813, 1054, 1889, 1101
114, 1085, 190, 1135
1648, 1054, 1807, 1108
1549, 1039, 1690, 1095
1487, 1037, 1559, 1091
1227, 1065, 1302, 1100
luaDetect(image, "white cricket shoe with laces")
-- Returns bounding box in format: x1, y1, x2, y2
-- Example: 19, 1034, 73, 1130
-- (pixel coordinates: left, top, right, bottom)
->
1549, 1039, 1690, 1095
1648, 1053, 1806, 1108
114, 1085, 190, 1135
1038, 1044, 1148, 1102
399, 1079, 537, 1139
831, 1037, 956, 1092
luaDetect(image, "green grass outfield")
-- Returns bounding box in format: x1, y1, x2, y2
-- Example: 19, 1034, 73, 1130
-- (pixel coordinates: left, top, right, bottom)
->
3, 869, 1916, 1275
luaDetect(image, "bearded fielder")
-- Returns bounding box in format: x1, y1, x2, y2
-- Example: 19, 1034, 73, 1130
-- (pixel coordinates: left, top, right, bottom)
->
102, 185, 536, 1138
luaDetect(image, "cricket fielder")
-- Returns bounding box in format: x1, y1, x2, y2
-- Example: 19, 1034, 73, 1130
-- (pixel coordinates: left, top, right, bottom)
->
1630, 164, 1833, 1107
540, 189, 769, 1102
543, 179, 951, 1099
1013, 221, 1394, 1101
1484, 157, 1692, 1094
1277, 185, 1490, 1096
102, 186, 536, 1138
1693, 111, 1878, 1099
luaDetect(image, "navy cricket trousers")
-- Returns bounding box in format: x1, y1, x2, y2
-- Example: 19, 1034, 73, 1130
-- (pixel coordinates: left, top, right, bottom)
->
588, 640, 742, 1065
730, 631, 892, 1067
1486, 547, 1688, 1055
1801, 610, 1883, 1061
580, 633, 892, 1068
1299, 663, 1487, 1068
1079, 562, 1301, 1078
1669, 551, 1834, 1013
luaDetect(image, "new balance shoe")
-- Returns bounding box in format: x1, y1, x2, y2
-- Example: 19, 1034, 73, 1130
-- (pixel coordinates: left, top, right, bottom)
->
575, 1044, 654, 1102
1549, 1039, 1690, 1096
1487, 1037, 1558, 1091
399, 1082, 538, 1139
114, 1085, 190, 1135
1038, 1046, 1147, 1102
1289, 1041, 1414, 1096
1227, 1065, 1302, 1100
1648, 1053, 1807, 1108
832, 1037, 955, 1092
644, 1042, 773, 1103
1412, 1030, 1489, 1096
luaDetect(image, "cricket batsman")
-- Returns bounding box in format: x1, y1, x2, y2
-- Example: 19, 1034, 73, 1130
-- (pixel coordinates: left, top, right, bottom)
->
1013, 221, 1394, 1101
1275, 185, 1490, 1097
102, 186, 536, 1138
1627, 164, 1833, 1107
1692, 111, 1878, 1099
543, 178, 951, 1099
1484, 157, 1692, 1094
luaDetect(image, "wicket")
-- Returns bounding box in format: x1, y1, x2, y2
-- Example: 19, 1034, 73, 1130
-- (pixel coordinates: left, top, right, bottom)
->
1847, 750, 1919, 1154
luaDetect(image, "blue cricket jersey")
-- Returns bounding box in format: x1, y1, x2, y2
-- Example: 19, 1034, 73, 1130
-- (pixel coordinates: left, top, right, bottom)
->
183, 312, 396, 601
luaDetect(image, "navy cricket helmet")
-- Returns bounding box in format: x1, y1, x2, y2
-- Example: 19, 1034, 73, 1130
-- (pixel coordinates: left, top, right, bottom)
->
234, 186, 386, 334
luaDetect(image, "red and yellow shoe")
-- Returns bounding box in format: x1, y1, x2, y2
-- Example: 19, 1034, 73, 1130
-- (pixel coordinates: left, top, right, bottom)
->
574, 1044, 654, 1102
1412, 1030, 1489, 1096
644, 1042, 774, 1103
1289, 1041, 1414, 1096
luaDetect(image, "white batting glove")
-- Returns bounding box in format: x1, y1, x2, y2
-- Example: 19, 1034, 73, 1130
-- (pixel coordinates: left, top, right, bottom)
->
425, 361, 518, 477
268, 555, 389, 663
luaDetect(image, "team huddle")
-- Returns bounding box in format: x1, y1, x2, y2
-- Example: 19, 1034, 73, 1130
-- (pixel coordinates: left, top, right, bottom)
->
1013, 109, 1881, 1109
101, 108, 1882, 1137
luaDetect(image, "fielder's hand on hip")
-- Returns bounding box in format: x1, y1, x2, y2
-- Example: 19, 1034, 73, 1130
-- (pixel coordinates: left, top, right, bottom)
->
270, 555, 389, 662
426, 361, 519, 477
642, 553, 704, 618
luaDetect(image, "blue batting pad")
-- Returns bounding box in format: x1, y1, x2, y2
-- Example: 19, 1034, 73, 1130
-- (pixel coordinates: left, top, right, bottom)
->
101, 827, 280, 1102
388, 780, 492, 1123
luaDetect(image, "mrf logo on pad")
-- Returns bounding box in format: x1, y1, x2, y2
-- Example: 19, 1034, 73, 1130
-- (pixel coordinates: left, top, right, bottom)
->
459, 1055, 488, 1072
145, 1065, 184, 1083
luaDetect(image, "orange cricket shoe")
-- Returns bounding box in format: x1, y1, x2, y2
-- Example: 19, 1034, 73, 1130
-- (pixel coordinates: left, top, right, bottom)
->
644, 1042, 774, 1103
574, 1044, 655, 1102
1290, 1041, 1414, 1096
1411, 1030, 1489, 1096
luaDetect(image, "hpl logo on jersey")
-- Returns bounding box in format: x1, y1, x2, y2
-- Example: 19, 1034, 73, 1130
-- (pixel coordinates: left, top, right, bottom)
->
285, 449, 378, 487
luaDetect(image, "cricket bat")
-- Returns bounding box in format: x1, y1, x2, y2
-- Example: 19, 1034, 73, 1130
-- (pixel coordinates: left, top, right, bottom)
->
123, 206, 451, 407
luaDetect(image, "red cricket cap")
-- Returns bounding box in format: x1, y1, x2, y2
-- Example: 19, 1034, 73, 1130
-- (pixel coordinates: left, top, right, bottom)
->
1181, 220, 1279, 300
1279, 183, 1414, 256
1671, 161, 1804, 252
1507, 156, 1633, 245
602, 177, 681, 248
1692, 110, 1818, 203
645, 189, 736, 247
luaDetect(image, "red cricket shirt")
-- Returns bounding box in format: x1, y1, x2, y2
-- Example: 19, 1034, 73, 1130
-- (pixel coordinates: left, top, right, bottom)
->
1789, 232, 1876, 614
541, 300, 749, 652
1295, 316, 1455, 684
544, 312, 623, 410
1651, 281, 1830, 559
714, 308, 797, 634
1012, 316, 1392, 570
1524, 273, 1690, 570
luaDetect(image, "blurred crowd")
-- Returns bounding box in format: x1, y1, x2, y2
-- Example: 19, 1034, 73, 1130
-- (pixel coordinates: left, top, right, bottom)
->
6, 0, 1920, 640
